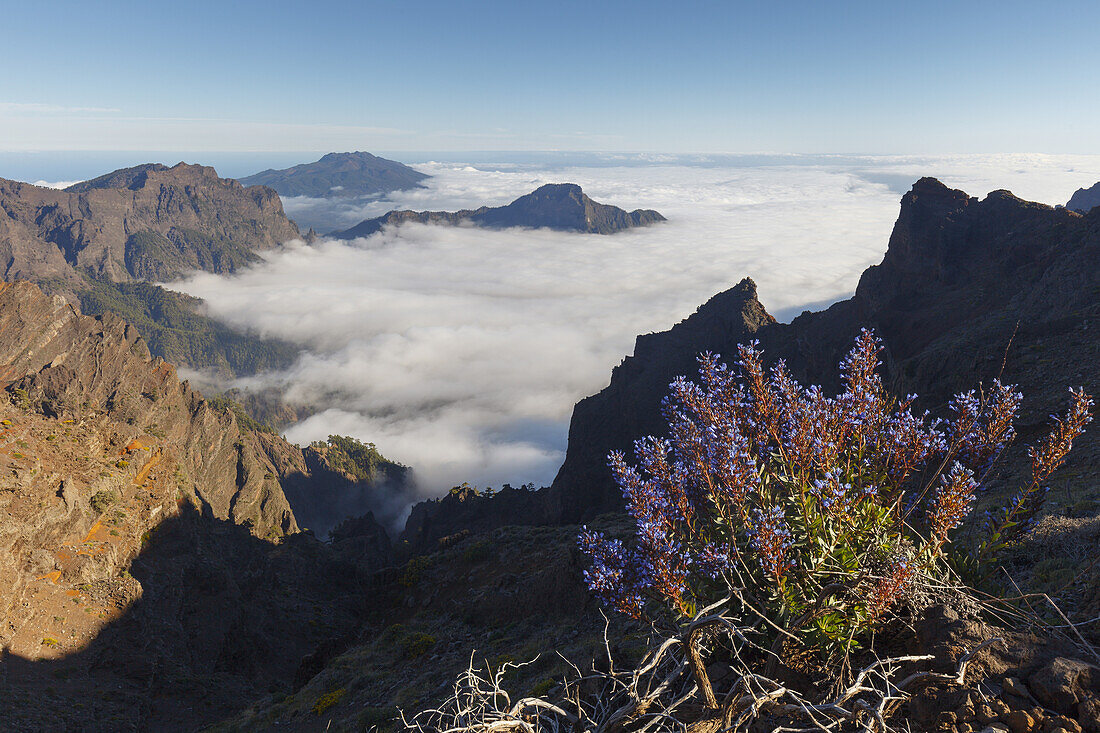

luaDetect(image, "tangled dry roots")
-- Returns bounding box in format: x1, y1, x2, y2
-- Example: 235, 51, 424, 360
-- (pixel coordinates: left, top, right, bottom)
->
398, 598, 1001, 733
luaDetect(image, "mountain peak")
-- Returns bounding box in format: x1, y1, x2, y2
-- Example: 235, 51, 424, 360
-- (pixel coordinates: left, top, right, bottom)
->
65, 163, 169, 192
333, 182, 665, 238
1067, 181, 1100, 213
239, 151, 428, 199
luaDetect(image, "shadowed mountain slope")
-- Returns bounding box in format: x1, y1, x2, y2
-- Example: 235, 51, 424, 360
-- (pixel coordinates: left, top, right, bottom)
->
0, 280, 401, 730
546, 177, 1100, 522
331, 182, 666, 238
239, 151, 429, 199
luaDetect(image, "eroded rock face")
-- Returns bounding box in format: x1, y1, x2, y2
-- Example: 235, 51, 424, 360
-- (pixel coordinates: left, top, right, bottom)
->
0, 280, 388, 730
0, 162, 300, 289
0, 281, 297, 538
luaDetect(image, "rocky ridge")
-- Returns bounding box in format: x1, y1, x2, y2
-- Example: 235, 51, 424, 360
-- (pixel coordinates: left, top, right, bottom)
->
1067, 180, 1100, 213
0, 162, 299, 290
331, 182, 666, 238
0, 162, 304, 376
548, 177, 1100, 524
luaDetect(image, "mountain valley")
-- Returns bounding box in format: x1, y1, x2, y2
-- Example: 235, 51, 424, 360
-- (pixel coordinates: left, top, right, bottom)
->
0, 156, 1098, 731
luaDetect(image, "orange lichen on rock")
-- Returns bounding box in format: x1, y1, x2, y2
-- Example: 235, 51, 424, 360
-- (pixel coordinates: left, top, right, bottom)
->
122, 439, 147, 454
36, 570, 62, 584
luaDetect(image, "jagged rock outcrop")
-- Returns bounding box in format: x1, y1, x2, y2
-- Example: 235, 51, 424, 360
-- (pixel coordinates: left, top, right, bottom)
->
400, 484, 553, 555
332, 182, 666, 238
239, 151, 429, 198
274, 435, 412, 539
548, 278, 775, 522
548, 177, 1100, 521
329, 511, 395, 568
0, 280, 297, 536
0, 162, 299, 288
1067, 180, 1100, 213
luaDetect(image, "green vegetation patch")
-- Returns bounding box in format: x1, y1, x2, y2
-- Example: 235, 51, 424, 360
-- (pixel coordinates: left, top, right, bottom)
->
77, 275, 300, 377
89, 490, 118, 514
206, 395, 277, 434
311, 687, 347, 715
313, 434, 408, 483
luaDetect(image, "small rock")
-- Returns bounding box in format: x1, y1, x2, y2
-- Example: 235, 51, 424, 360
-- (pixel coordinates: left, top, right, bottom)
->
978, 726, 1010, 733
1000, 709, 1038, 733
976, 703, 1000, 725
1078, 695, 1100, 733
1003, 677, 1031, 700
1029, 658, 1094, 715
1045, 716, 1083, 733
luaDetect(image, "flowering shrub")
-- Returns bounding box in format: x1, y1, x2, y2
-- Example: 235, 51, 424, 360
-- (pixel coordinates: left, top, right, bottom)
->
580, 330, 1092, 654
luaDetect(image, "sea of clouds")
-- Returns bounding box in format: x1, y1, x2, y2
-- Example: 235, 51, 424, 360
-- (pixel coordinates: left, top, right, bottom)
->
171, 153, 1100, 519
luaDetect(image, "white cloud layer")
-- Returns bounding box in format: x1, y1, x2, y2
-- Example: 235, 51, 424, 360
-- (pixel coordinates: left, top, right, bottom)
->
31, 180, 82, 190
170, 154, 1100, 509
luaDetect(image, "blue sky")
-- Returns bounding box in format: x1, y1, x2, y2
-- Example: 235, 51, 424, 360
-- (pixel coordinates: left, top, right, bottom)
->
2, 0, 1098, 153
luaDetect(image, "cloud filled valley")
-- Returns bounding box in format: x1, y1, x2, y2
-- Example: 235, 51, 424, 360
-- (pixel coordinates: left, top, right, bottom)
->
171, 153, 1100, 515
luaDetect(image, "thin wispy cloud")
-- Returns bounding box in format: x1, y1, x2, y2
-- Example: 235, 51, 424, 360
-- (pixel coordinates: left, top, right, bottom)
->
0, 102, 122, 115
172, 154, 1100, 517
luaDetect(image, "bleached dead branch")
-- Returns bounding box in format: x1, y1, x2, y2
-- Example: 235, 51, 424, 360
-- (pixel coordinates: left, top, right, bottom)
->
398, 601, 1000, 733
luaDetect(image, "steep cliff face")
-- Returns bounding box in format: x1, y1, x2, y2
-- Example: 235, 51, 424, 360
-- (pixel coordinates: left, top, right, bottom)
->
332, 182, 666, 239
0, 162, 300, 288
275, 435, 411, 540
548, 278, 776, 522
548, 178, 1100, 521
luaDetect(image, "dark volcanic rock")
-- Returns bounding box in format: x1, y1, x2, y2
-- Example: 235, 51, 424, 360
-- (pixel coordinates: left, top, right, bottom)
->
400, 484, 553, 554
547, 177, 1100, 522
548, 278, 776, 522
332, 182, 666, 238
1067, 180, 1100, 213
239, 151, 429, 199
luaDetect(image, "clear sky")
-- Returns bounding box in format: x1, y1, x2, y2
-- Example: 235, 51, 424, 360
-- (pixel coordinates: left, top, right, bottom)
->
2, 0, 1098, 154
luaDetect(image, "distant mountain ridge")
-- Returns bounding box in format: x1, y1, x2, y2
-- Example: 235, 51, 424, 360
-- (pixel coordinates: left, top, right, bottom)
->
0, 161, 299, 287
1067, 181, 1100, 213
238, 151, 429, 198
331, 182, 666, 238
0, 161, 303, 375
